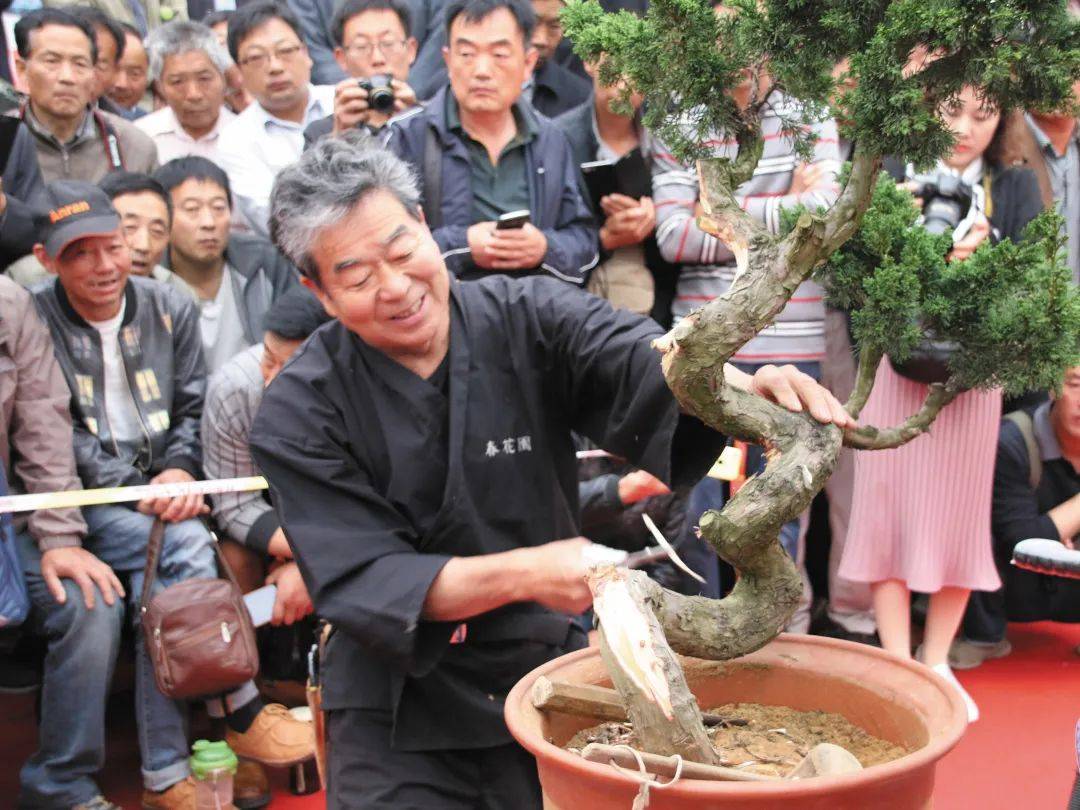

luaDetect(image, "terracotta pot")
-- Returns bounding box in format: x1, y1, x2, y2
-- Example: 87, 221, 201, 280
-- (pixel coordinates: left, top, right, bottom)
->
505, 634, 967, 810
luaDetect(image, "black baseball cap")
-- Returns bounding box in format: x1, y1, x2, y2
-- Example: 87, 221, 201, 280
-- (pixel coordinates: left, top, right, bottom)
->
35, 180, 121, 259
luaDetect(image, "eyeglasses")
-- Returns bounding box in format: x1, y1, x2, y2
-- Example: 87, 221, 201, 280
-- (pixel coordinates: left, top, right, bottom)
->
344, 39, 406, 59
237, 42, 304, 70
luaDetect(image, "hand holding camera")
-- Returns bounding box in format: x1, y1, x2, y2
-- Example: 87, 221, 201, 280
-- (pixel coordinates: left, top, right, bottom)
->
332, 75, 418, 134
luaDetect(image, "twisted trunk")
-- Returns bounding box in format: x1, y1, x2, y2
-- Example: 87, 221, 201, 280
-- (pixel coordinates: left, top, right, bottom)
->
591, 148, 883, 762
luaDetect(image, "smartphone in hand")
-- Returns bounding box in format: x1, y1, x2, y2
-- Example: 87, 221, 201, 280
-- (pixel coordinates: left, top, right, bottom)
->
496, 209, 531, 230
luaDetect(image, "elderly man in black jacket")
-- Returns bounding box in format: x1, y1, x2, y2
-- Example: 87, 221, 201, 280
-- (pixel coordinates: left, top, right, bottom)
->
30, 179, 313, 809
252, 132, 853, 808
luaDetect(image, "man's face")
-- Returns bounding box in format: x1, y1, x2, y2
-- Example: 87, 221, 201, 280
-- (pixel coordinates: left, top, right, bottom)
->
305, 190, 450, 363
1053, 367, 1080, 442
109, 31, 148, 109
168, 178, 231, 266
235, 17, 312, 114
211, 20, 229, 49
16, 24, 96, 121
584, 59, 642, 114
91, 25, 118, 100
444, 8, 537, 116
158, 50, 226, 133
335, 10, 416, 82
530, 0, 563, 66
260, 330, 304, 386
44, 230, 131, 316
112, 190, 170, 276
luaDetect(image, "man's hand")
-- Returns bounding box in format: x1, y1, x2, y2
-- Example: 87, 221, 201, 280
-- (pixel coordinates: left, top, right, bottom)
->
0, 177, 7, 219
519, 537, 594, 615
468, 222, 500, 268
744, 364, 855, 428
487, 223, 548, 271
788, 162, 831, 196
600, 193, 640, 218
40, 546, 125, 609
389, 79, 417, 114
266, 562, 313, 626
266, 528, 294, 559
332, 79, 372, 134
600, 196, 656, 250
948, 214, 991, 262
136, 468, 208, 523
617, 470, 670, 505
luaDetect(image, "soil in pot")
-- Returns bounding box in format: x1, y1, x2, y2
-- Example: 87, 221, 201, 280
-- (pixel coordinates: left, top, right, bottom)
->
565, 702, 909, 778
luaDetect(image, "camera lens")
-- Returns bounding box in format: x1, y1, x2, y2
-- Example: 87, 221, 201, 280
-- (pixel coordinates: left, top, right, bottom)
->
369, 85, 395, 113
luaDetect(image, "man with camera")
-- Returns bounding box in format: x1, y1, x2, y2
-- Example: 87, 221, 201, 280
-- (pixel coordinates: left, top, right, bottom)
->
305, 0, 422, 145
384, 0, 596, 283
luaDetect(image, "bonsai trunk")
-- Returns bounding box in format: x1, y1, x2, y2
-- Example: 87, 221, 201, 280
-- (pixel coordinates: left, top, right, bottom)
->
587, 147, 941, 763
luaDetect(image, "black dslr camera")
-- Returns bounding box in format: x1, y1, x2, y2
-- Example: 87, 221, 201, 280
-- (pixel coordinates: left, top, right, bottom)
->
907, 172, 975, 236
358, 74, 395, 114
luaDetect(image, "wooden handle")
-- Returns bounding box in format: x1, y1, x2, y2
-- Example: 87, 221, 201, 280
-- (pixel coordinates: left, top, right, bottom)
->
530, 677, 746, 727
580, 743, 779, 783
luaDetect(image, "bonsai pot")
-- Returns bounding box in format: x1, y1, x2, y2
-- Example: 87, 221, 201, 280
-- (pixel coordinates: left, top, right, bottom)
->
505, 634, 967, 810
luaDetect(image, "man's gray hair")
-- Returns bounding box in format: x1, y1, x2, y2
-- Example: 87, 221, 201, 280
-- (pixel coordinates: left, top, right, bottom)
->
146, 20, 232, 82
270, 131, 422, 281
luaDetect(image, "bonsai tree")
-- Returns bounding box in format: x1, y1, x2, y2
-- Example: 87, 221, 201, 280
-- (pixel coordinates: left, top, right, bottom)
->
561, 0, 1080, 765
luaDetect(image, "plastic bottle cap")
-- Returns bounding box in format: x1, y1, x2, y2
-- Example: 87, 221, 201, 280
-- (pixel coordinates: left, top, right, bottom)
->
159, 7, 175, 20
190, 739, 238, 780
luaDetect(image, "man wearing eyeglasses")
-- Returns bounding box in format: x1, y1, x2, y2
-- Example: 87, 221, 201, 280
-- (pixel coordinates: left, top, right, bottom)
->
214, 1, 335, 237
304, 0, 422, 146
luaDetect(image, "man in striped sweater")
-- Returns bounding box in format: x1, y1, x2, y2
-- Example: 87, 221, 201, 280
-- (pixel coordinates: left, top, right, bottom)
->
650, 73, 841, 630
648, 91, 840, 364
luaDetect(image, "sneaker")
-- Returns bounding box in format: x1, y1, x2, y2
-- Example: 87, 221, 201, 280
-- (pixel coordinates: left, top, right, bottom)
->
226, 703, 315, 767
931, 663, 979, 723
234, 759, 271, 810
948, 637, 1012, 670
72, 797, 121, 810
141, 777, 197, 810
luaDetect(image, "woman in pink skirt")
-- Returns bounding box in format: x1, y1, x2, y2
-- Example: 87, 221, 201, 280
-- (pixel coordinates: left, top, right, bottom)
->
839, 86, 1045, 722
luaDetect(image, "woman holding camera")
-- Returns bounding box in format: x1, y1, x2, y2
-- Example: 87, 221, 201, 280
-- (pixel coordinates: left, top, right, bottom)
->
838, 85, 1045, 722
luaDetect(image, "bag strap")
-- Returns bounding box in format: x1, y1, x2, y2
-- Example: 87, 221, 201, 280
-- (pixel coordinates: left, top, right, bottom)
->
421, 125, 443, 229
139, 517, 245, 615
1004, 410, 1041, 491
139, 517, 166, 615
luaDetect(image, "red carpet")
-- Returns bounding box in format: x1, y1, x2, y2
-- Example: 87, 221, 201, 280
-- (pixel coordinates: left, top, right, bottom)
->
3, 621, 1078, 809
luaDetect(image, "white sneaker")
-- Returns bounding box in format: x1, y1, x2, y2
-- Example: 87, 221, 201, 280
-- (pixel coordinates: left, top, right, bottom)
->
931, 663, 979, 723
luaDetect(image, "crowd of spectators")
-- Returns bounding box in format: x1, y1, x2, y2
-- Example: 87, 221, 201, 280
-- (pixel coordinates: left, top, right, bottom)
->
0, 0, 1074, 806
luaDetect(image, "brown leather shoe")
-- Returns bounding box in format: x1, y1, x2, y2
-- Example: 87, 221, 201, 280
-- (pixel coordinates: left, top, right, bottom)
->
233, 759, 271, 809
226, 703, 315, 767
141, 776, 197, 810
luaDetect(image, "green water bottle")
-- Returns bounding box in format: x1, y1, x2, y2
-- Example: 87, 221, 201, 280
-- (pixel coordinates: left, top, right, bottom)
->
190, 739, 238, 810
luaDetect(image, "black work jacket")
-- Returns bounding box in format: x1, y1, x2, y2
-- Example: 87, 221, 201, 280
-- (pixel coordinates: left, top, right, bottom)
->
250, 275, 722, 751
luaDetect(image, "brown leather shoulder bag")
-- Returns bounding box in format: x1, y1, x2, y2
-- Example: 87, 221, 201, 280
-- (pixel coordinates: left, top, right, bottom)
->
139, 518, 259, 700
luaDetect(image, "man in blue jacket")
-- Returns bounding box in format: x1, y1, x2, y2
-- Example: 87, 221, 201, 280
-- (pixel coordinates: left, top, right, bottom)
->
383, 0, 597, 284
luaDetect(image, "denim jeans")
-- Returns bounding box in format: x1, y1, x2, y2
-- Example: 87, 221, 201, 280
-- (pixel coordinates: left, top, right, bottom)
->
679, 362, 821, 618
19, 506, 217, 804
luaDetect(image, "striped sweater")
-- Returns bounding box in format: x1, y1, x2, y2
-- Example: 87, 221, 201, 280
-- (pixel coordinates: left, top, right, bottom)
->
648, 92, 841, 364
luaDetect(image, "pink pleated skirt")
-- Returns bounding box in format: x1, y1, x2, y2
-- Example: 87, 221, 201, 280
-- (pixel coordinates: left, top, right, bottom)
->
838, 360, 1002, 593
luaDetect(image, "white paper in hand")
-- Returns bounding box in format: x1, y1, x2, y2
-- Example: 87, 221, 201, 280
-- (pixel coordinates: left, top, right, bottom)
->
244, 585, 277, 627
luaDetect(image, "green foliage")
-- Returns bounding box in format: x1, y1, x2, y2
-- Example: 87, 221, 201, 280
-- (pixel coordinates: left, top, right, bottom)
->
814, 175, 1080, 395
562, 0, 1080, 166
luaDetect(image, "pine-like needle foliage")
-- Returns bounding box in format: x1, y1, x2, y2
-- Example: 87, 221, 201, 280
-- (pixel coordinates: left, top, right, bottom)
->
563, 0, 1080, 388
816, 174, 1080, 395
563, 0, 1080, 166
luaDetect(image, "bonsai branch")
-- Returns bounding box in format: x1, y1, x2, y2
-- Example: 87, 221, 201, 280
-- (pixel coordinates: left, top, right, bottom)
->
843, 380, 962, 450
845, 347, 884, 420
